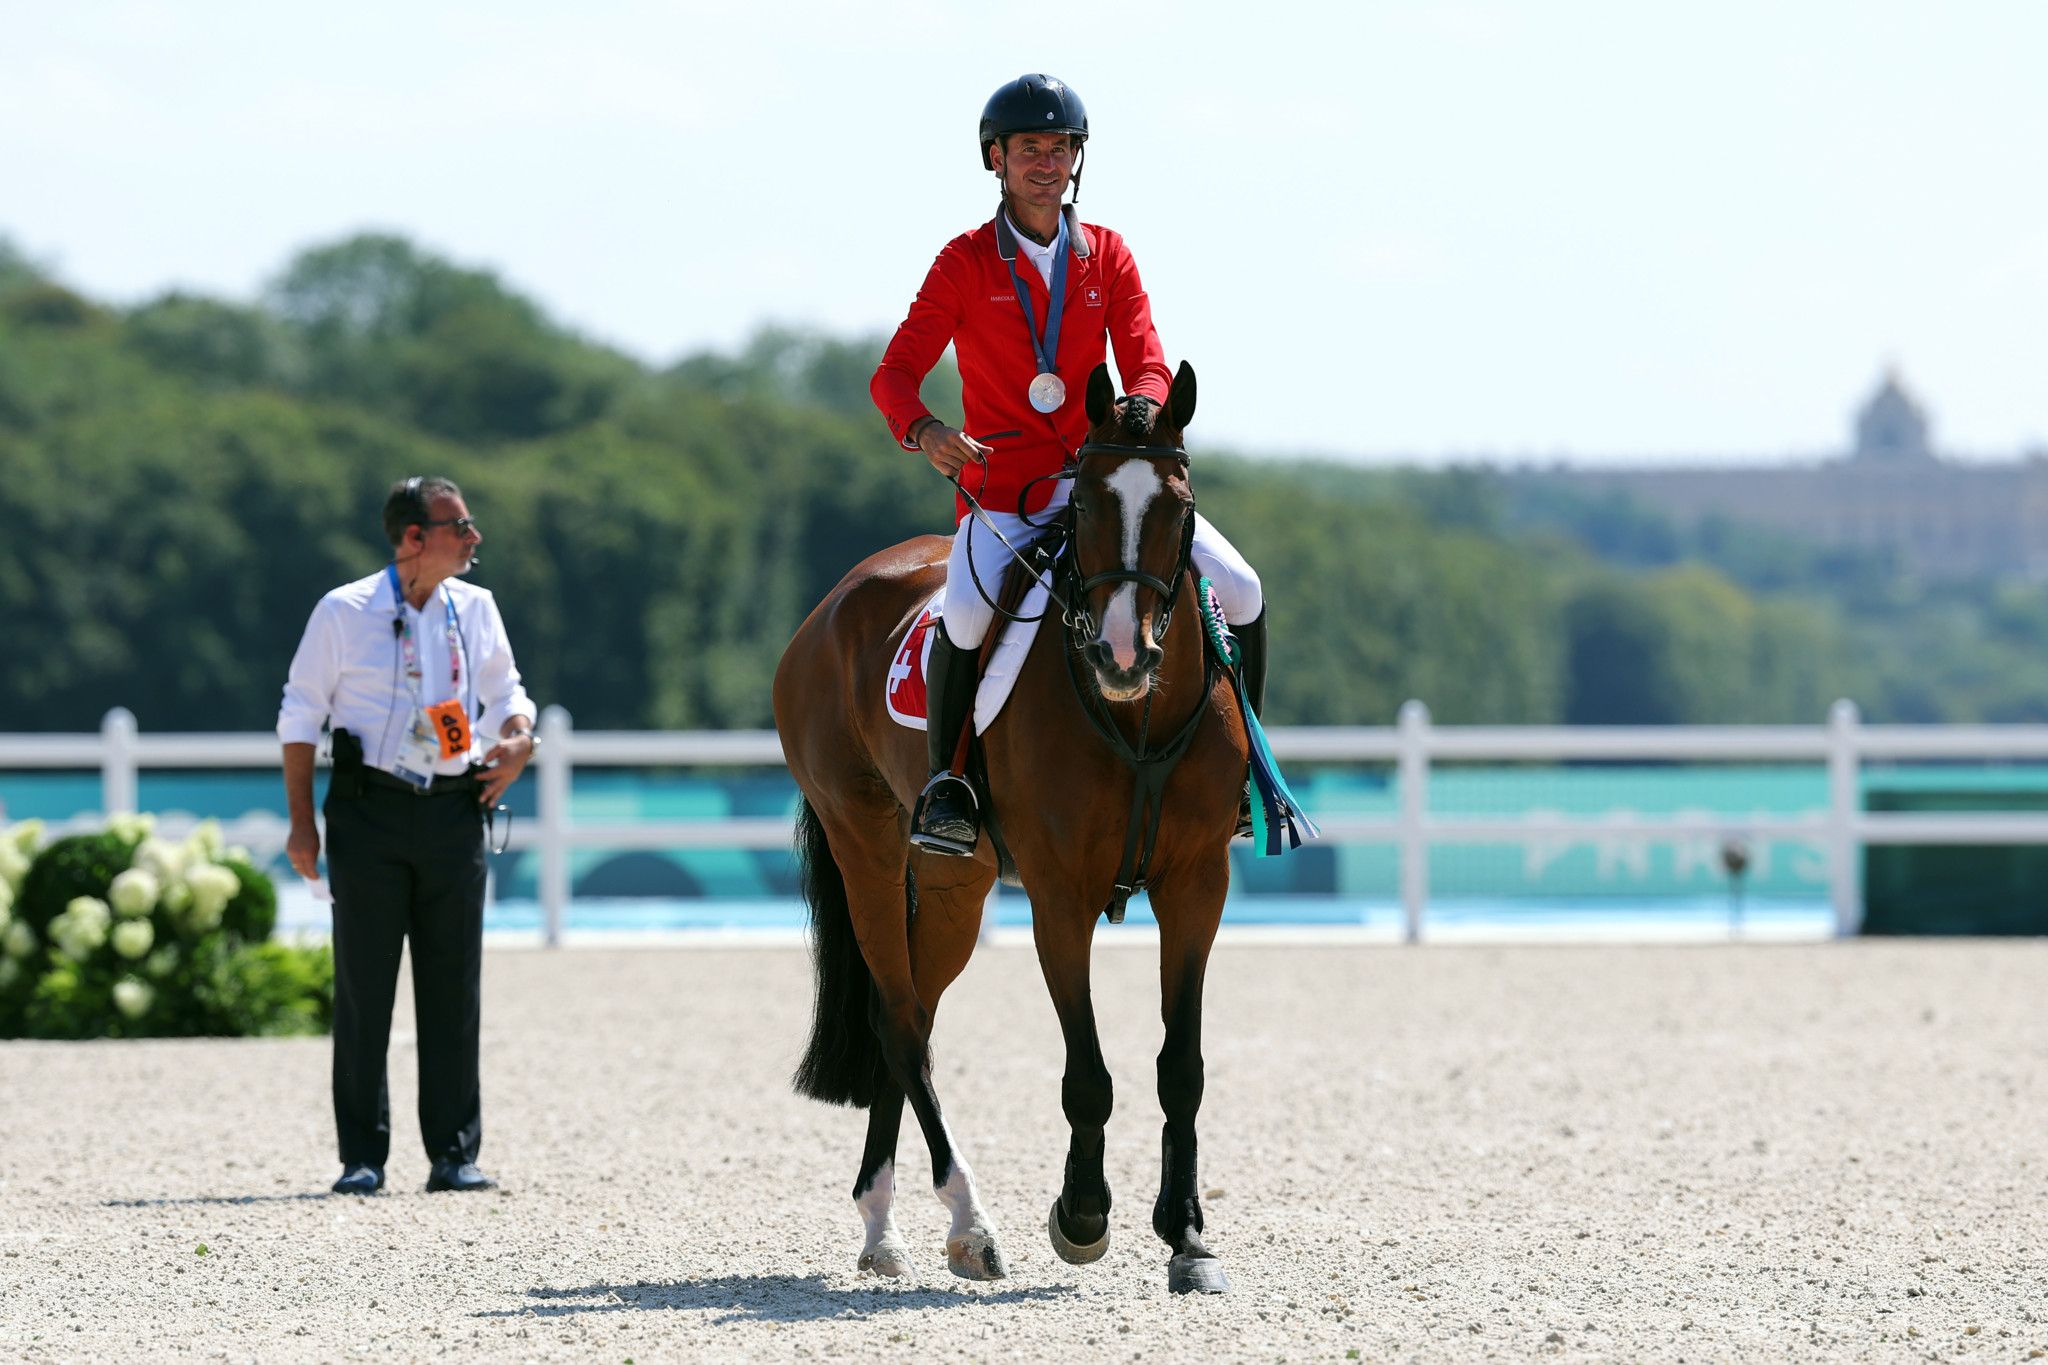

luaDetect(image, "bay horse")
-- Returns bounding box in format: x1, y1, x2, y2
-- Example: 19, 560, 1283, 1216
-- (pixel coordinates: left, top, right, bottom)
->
771, 361, 1246, 1295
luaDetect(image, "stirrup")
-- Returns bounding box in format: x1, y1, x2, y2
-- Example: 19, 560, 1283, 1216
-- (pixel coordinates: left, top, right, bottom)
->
910, 771, 980, 857
1234, 785, 1254, 840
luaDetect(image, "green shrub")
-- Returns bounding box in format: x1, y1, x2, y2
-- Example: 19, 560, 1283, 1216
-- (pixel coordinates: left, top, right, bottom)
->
0, 957, 28, 1037
0, 817, 330, 1040
24, 957, 116, 1040
220, 855, 278, 942
195, 940, 334, 1038
13, 830, 139, 933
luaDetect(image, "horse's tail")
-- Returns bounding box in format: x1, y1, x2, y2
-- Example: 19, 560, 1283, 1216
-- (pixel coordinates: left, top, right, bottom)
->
791, 794, 891, 1107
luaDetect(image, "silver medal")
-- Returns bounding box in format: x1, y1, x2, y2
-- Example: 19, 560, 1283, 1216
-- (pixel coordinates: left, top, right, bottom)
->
1028, 372, 1067, 413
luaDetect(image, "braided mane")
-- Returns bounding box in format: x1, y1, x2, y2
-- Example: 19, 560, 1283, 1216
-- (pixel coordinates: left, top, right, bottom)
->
1116, 395, 1158, 441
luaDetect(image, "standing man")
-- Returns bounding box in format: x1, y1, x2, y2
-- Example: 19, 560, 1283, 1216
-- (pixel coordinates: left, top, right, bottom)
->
871, 73, 1268, 855
278, 476, 538, 1196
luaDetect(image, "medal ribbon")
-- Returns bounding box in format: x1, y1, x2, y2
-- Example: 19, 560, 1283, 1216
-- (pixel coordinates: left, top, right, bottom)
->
1004, 215, 1070, 381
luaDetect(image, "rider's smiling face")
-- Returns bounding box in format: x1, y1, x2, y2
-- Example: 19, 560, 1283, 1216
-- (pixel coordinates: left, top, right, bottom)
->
992, 132, 1075, 209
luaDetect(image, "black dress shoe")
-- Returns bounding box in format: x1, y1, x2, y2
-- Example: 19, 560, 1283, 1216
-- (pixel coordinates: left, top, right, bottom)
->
425, 1160, 498, 1193
331, 1164, 384, 1196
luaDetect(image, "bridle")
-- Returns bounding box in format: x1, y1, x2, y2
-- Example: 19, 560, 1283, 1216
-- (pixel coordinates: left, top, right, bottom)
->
947, 427, 1214, 926
946, 439, 1196, 649
1058, 441, 1197, 654
1055, 439, 1215, 926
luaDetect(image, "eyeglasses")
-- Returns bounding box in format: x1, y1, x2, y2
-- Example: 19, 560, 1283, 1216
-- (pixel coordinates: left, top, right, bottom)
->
421, 516, 479, 536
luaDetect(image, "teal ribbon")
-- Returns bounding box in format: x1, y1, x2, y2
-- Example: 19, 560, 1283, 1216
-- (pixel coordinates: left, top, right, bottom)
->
1198, 577, 1319, 857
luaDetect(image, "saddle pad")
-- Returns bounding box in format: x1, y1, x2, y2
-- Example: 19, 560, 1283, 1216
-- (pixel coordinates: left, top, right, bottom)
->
885, 578, 1052, 734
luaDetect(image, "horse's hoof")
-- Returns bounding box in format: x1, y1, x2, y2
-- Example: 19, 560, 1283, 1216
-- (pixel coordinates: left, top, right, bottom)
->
1168, 1253, 1230, 1295
857, 1233, 913, 1279
1047, 1198, 1111, 1265
946, 1228, 1008, 1281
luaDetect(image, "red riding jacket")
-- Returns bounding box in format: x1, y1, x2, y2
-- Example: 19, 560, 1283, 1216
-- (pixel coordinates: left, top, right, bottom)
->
871, 206, 1172, 521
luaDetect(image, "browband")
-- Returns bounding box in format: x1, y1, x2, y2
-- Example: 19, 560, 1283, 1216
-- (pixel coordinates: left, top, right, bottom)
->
1074, 441, 1189, 463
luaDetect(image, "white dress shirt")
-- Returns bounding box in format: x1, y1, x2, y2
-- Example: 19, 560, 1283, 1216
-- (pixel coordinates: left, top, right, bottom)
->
1007, 210, 1066, 289
277, 569, 536, 777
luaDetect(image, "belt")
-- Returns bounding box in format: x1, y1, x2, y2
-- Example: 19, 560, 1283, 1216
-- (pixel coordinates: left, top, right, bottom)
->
359, 766, 482, 798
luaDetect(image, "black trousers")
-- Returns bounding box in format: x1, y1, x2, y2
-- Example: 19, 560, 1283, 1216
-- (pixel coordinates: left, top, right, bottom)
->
324, 781, 486, 1169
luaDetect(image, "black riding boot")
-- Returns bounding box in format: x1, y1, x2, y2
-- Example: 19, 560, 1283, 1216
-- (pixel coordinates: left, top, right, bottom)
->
910, 623, 982, 856
1234, 613, 1269, 839
1237, 612, 1268, 719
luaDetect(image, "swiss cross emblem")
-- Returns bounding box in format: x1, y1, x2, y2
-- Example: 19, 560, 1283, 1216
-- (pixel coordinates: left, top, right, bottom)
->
884, 603, 940, 727
1084, 285, 1103, 307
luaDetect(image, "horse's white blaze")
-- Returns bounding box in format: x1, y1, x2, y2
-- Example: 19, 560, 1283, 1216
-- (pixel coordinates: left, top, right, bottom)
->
1098, 461, 1164, 671
932, 1117, 994, 1239
1100, 584, 1141, 669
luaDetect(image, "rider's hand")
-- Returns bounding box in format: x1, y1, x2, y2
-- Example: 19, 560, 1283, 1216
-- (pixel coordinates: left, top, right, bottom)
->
917, 422, 992, 479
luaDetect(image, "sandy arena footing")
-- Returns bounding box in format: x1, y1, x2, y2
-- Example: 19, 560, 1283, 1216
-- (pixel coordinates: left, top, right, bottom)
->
2, 940, 2044, 1362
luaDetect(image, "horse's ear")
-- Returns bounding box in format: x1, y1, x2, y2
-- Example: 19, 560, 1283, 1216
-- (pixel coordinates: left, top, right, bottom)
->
1168, 361, 1197, 433
1085, 364, 1115, 426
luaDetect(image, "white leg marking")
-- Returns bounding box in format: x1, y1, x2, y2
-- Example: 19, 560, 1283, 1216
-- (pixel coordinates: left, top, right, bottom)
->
933, 1116, 1007, 1279
1098, 462, 1163, 671
931, 1118, 992, 1239
855, 1159, 911, 1277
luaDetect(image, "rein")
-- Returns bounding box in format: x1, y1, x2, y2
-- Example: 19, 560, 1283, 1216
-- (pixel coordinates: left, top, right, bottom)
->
946, 441, 1191, 636
946, 469, 1078, 627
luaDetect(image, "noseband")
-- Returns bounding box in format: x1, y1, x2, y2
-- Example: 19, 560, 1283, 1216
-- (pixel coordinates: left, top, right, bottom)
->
1060, 441, 1197, 649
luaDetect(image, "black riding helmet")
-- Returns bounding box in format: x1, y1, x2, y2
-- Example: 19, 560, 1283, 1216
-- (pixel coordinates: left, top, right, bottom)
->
979, 73, 1090, 200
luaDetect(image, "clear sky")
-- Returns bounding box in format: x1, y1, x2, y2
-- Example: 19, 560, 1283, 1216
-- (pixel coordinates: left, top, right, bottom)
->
5, 0, 2044, 463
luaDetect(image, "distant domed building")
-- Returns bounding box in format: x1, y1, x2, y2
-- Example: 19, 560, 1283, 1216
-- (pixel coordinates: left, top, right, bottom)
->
1506, 372, 2048, 580
1854, 369, 1933, 461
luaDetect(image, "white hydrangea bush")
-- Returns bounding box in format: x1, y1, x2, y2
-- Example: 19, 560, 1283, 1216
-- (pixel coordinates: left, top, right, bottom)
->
0, 814, 318, 1039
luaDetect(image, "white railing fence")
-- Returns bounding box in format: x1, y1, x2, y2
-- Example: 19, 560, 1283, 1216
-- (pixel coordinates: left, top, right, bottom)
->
7, 701, 2048, 945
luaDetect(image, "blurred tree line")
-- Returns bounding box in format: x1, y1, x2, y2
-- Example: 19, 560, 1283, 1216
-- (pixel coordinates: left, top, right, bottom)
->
4, 229, 2045, 733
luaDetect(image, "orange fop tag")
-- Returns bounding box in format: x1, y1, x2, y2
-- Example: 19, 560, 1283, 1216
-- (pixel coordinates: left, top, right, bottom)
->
424, 699, 472, 760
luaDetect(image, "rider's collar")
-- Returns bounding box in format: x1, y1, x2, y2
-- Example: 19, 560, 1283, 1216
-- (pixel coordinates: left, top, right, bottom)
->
994, 204, 1092, 264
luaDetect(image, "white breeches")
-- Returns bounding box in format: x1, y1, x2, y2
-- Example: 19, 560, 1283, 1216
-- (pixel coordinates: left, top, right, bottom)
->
942, 482, 1264, 650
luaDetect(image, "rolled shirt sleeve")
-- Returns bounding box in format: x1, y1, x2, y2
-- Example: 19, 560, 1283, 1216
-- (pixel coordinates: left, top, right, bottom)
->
472, 592, 537, 738
276, 596, 342, 746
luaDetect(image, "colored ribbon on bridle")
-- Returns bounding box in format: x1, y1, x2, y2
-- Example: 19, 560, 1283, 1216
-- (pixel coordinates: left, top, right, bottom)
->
1197, 578, 1320, 858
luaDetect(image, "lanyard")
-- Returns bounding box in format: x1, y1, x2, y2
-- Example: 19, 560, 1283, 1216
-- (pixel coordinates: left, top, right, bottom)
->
385, 563, 462, 708
1005, 215, 1070, 378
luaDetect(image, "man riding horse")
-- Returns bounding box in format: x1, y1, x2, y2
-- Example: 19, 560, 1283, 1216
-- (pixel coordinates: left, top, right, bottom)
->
870, 73, 1269, 855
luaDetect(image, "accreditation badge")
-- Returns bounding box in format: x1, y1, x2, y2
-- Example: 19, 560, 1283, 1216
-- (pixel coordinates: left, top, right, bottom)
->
392, 715, 440, 790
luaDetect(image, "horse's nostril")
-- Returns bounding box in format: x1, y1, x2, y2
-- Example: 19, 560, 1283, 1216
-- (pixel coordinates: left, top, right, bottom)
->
1141, 646, 1164, 674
